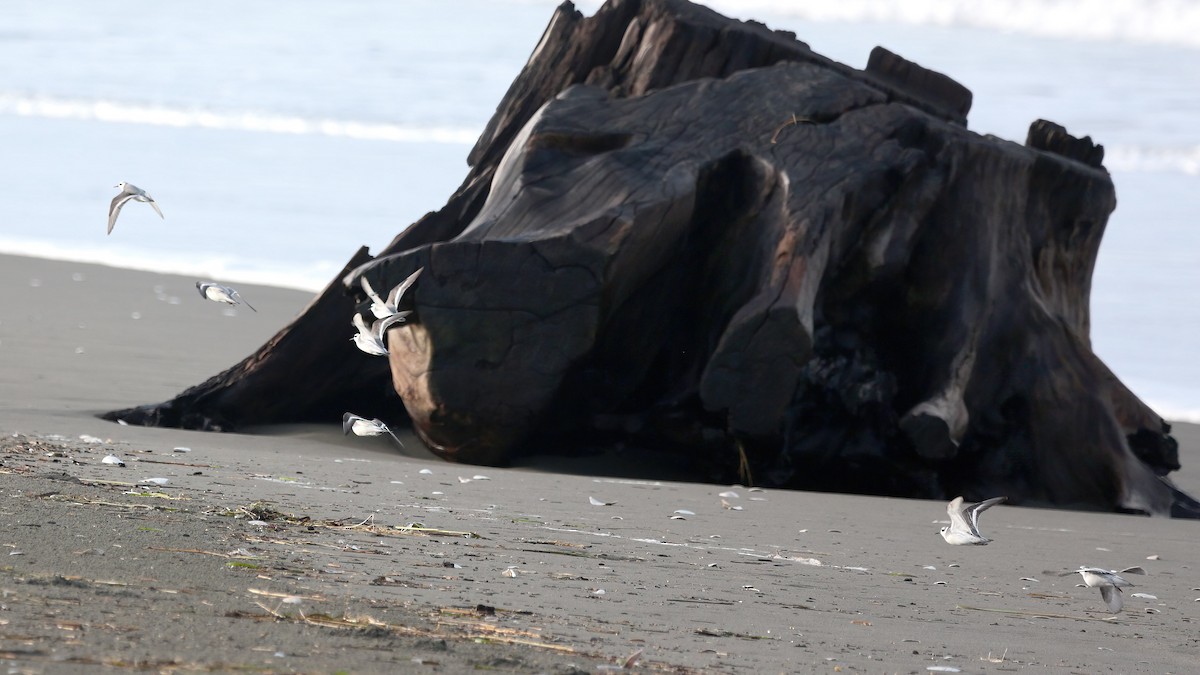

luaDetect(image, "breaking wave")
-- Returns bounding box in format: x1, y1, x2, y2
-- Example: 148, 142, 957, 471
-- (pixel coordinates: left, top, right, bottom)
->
0, 93, 479, 145
700, 0, 1200, 49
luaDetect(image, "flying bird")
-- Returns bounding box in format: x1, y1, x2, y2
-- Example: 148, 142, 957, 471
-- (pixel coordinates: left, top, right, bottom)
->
342, 412, 404, 447
108, 182, 164, 234
1073, 566, 1146, 612
350, 311, 412, 356
939, 495, 1006, 545
361, 267, 423, 319
196, 281, 256, 312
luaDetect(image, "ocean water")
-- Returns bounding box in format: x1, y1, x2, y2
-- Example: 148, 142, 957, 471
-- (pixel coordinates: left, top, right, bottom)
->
2, 0, 1198, 419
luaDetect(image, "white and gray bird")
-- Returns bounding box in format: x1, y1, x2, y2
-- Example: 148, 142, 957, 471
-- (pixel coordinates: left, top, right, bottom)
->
342, 412, 403, 447
196, 281, 256, 312
1073, 566, 1146, 612
939, 495, 1007, 545
361, 267, 423, 319
108, 182, 164, 235
350, 311, 412, 356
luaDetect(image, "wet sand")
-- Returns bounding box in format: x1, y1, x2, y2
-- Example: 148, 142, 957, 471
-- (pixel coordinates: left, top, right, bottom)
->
1, 252, 1197, 673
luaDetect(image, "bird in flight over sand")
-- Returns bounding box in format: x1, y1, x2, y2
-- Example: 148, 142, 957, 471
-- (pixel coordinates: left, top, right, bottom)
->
939, 495, 1006, 545
196, 281, 256, 312
342, 412, 404, 447
1072, 566, 1146, 612
361, 267, 423, 319
108, 182, 164, 235
350, 311, 411, 356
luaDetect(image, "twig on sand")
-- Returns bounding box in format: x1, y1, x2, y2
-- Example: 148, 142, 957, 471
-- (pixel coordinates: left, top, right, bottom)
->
956, 605, 1123, 622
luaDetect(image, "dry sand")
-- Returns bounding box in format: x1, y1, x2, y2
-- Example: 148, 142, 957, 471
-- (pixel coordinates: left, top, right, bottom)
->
1, 252, 1198, 674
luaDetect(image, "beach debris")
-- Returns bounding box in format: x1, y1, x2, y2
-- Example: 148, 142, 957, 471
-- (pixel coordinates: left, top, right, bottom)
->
197, 281, 256, 312
101, 454, 126, 467
623, 648, 644, 669
939, 495, 1006, 545
139, 477, 169, 486
592, 588, 605, 596
502, 568, 518, 578
108, 182, 164, 234
342, 412, 403, 447
1020, 577, 1039, 582
1073, 566, 1146, 612
927, 667, 961, 673
589, 496, 615, 506
721, 499, 742, 510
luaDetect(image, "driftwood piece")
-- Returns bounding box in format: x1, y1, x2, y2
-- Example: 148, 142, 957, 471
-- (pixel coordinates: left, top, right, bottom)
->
105, 0, 1199, 517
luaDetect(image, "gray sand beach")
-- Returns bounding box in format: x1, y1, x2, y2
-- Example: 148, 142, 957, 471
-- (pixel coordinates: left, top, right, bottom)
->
1, 253, 1197, 673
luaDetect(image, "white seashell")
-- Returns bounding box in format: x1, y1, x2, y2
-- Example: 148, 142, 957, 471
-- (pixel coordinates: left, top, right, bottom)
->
1146, 554, 1161, 560
1021, 577, 1039, 582
172, 447, 191, 453
101, 454, 125, 467
718, 491, 739, 499
589, 496, 614, 506
140, 477, 169, 486
592, 589, 605, 595
927, 668, 961, 673
472, 475, 490, 481
673, 509, 695, 515
670, 515, 687, 520
78, 434, 104, 444
502, 568, 518, 578
457, 477, 473, 483
1130, 593, 1157, 600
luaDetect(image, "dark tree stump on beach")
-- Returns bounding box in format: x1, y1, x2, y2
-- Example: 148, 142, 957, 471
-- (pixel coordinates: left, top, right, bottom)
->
104, 0, 1199, 517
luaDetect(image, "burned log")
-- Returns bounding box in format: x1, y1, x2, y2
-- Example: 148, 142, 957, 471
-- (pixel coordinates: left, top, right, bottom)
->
104, 0, 1199, 517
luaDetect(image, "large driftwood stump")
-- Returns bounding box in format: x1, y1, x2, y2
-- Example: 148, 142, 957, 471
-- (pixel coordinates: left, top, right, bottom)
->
104, 0, 1199, 517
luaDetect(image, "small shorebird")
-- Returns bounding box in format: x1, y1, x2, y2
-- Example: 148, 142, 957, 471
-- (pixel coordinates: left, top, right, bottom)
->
108, 182, 164, 234
350, 311, 411, 356
342, 412, 404, 447
939, 495, 1006, 545
1073, 566, 1146, 612
361, 267, 423, 319
196, 281, 256, 312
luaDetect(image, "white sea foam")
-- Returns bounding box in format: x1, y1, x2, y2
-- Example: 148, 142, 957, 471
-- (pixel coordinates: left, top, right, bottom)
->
697, 0, 1200, 50
0, 238, 331, 293
0, 93, 478, 145
1106, 144, 1200, 176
